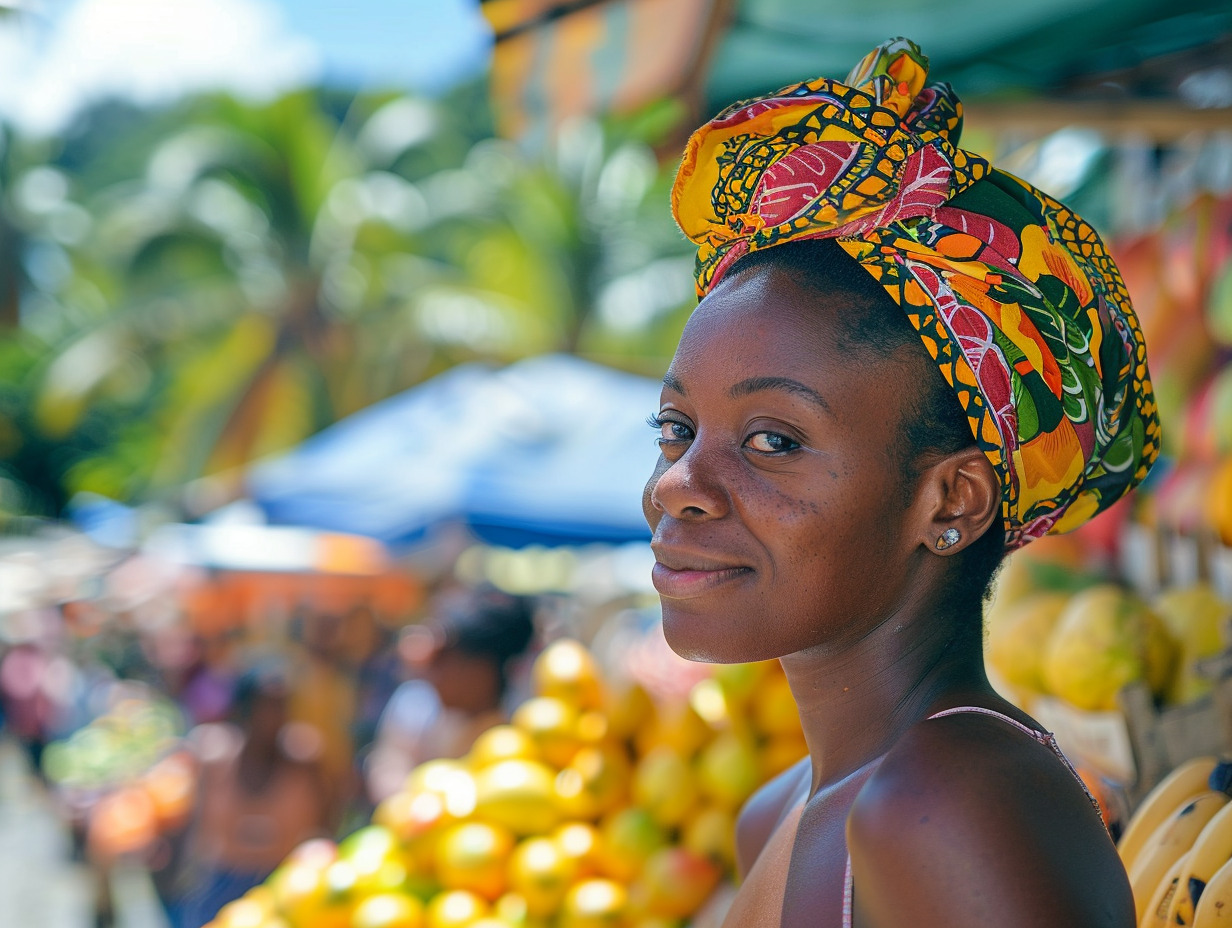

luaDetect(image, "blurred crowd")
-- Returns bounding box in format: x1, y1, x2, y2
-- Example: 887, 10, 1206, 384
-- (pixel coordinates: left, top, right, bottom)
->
0, 572, 546, 928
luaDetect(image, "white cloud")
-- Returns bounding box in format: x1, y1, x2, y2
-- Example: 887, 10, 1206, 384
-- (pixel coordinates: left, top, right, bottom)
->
0, 0, 320, 135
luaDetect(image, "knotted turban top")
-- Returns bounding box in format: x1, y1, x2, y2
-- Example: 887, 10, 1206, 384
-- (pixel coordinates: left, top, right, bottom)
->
671, 37, 1161, 549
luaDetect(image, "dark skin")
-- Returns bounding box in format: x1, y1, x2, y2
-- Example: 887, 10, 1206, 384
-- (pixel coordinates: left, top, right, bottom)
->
235, 688, 291, 793
401, 625, 504, 715
642, 263, 1135, 928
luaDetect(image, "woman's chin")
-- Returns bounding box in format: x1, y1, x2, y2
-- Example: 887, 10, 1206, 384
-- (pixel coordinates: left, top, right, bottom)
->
660, 604, 765, 665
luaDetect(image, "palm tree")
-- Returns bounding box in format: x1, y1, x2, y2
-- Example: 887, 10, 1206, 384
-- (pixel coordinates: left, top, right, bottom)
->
5, 80, 696, 516
413, 113, 697, 373
25, 88, 477, 505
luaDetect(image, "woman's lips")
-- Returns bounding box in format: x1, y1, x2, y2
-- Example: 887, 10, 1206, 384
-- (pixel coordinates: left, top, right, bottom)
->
650, 561, 753, 598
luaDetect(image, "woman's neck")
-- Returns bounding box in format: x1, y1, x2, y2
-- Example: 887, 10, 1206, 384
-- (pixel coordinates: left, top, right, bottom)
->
781, 598, 994, 797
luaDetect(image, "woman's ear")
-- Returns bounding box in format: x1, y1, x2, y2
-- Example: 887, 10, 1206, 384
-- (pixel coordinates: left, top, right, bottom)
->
913, 447, 1001, 556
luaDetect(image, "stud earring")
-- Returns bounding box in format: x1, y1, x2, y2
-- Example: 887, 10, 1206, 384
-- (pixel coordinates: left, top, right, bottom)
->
935, 528, 961, 550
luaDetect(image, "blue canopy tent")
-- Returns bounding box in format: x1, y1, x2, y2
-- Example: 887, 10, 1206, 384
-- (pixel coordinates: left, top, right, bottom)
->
246, 355, 664, 549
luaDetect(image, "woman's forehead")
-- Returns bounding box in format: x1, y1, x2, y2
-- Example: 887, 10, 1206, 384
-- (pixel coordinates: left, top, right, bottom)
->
665, 266, 927, 426
673, 268, 853, 375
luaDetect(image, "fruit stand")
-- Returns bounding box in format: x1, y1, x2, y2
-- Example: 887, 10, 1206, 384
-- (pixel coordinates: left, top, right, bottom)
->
966, 171, 1232, 923
40, 685, 194, 860
985, 558, 1232, 803
203, 639, 805, 928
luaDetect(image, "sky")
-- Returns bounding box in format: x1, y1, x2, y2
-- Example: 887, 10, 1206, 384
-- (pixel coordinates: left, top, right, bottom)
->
275, 0, 493, 91
0, 0, 493, 135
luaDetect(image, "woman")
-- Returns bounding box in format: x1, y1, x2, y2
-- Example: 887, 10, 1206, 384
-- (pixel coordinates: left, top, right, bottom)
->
644, 38, 1157, 927
364, 588, 536, 803
167, 659, 331, 928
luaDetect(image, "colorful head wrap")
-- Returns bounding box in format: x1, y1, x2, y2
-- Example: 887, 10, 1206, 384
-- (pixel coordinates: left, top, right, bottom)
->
671, 37, 1161, 549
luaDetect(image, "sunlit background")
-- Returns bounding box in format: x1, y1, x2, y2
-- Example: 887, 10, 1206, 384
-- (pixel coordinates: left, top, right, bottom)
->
2, 0, 1230, 527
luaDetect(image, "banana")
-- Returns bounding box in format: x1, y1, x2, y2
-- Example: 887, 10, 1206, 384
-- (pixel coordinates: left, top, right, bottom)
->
1120, 757, 1219, 873
1194, 856, 1232, 925
1169, 802, 1232, 924
1141, 850, 1192, 928
1130, 792, 1231, 917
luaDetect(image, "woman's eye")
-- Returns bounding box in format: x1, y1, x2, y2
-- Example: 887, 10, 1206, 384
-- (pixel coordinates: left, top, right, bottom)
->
660, 421, 694, 443
746, 431, 799, 454
648, 414, 693, 444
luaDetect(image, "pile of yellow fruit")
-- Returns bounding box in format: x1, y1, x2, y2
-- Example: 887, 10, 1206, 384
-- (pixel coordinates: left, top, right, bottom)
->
986, 574, 1231, 712
206, 639, 808, 928
1116, 756, 1232, 926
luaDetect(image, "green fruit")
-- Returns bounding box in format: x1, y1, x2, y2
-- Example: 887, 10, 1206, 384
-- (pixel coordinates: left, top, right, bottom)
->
986, 591, 1071, 694
1042, 585, 1176, 711
1154, 584, 1231, 705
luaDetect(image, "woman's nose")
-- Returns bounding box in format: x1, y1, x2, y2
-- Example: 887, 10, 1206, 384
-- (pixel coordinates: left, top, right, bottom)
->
644, 440, 730, 522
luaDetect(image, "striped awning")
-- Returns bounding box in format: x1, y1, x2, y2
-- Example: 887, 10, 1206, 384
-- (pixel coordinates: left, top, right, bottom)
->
481, 0, 1232, 148
481, 0, 723, 149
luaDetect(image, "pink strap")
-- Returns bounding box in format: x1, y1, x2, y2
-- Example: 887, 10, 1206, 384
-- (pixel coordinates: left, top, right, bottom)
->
841, 706, 1096, 928
926, 707, 1100, 812
925, 705, 1051, 739
841, 854, 854, 926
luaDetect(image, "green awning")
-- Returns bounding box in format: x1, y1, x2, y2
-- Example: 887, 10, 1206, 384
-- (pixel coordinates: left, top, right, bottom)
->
482, 0, 1232, 147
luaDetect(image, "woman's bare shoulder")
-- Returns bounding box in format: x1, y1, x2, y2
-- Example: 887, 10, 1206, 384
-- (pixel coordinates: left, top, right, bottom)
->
846, 711, 1135, 928
735, 755, 811, 877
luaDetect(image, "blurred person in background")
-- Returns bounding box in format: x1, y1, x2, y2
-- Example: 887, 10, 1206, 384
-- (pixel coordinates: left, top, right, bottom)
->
176, 633, 238, 727
364, 588, 537, 803
344, 604, 403, 752
0, 607, 84, 778
287, 608, 357, 824
1, 640, 62, 774
144, 624, 236, 727
346, 604, 403, 822
162, 657, 331, 928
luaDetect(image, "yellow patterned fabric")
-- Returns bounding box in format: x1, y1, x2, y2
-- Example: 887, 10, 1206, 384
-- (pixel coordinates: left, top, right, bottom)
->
671, 37, 1160, 548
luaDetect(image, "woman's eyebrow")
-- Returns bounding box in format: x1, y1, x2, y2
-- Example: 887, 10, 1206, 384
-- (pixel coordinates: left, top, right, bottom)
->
662, 372, 686, 394
729, 376, 834, 415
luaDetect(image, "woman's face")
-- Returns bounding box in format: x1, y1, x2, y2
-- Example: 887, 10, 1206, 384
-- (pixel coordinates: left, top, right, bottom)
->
643, 263, 925, 664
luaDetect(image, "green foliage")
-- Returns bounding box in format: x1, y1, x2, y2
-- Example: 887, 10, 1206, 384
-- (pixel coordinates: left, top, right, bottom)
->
0, 81, 694, 517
